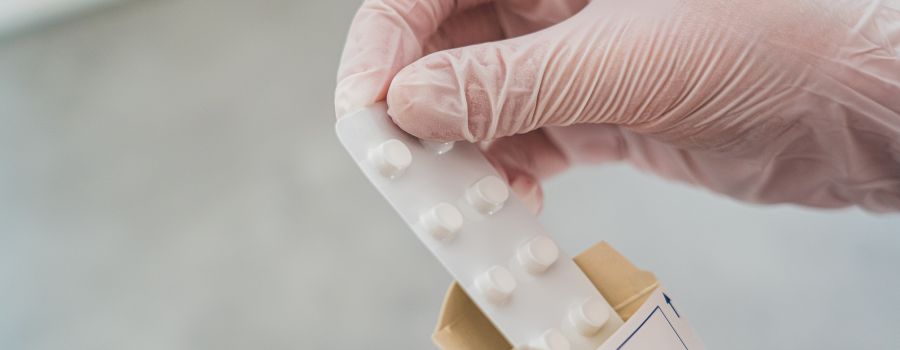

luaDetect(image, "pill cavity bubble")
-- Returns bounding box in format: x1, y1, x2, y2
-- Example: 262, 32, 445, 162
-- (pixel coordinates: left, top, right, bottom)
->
475, 266, 517, 303
517, 236, 560, 273
419, 203, 463, 240
369, 139, 412, 178
569, 297, 611, 336
466, 175, 509, 214
420, 140, 455, 154
529, 329, 570, 350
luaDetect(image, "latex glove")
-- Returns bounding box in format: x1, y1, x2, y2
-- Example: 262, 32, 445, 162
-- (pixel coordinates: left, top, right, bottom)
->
336, 0, 900, 212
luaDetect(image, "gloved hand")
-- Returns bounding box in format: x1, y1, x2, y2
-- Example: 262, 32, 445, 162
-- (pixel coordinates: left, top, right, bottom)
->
336, 0, 900, 212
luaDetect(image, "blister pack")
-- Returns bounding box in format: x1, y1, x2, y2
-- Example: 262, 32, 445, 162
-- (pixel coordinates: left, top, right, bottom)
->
336, 103, 624, 349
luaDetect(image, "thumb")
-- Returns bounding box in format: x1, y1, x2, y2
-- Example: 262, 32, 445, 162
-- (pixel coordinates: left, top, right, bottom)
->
386, 20, 592, 142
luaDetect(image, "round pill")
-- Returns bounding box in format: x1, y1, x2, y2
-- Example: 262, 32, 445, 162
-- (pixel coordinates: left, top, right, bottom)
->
420, 140, 455, 154
466, 175, 509, 214
529, 329, 570, 350
369, 139, 412, 178
569, 297, 611, 336
475, 266, 516, 303
517, 236, 560, 273
420, 203, 463, 240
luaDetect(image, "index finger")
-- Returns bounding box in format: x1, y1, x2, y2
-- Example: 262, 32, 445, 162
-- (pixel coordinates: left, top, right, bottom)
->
334, 0, 491, 118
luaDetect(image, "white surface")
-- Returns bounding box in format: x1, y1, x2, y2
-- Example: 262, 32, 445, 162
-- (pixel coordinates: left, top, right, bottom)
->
0, 0, 119, 34
335, 104, 622, 349
1, 1, 899, 349
598, 288, 704, 350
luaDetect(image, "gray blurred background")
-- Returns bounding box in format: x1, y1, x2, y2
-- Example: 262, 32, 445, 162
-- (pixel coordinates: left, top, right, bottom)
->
1, 1, 898, 349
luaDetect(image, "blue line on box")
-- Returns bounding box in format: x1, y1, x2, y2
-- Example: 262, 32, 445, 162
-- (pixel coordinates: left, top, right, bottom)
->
615, 305, 688, 349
